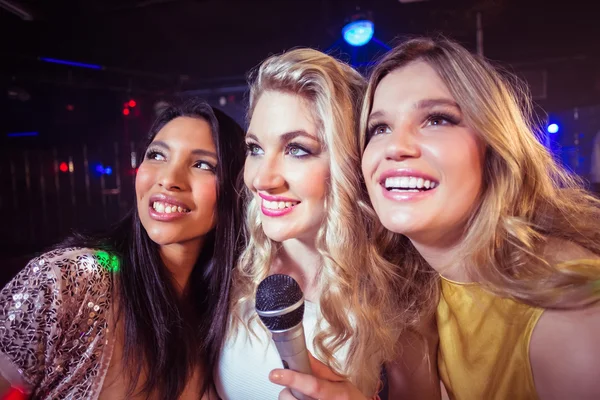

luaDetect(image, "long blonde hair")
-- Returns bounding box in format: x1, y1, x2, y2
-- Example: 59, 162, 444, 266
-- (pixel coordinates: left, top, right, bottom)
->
361, 37, 600, 317
231, 48, 403, 395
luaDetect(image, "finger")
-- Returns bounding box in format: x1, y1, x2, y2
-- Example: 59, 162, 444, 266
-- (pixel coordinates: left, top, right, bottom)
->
270, 368, 334, 398
308, 352, 345, 382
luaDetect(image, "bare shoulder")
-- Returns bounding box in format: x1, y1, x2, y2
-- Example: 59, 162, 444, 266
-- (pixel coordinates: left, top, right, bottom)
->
530, 304, 600, 400
41, 247, 116, 282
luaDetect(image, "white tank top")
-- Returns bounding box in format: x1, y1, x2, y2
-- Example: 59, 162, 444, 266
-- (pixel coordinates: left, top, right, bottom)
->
216, 301, 349, 400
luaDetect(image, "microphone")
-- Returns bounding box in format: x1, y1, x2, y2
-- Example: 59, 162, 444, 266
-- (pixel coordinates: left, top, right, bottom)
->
256, 274, 315, 400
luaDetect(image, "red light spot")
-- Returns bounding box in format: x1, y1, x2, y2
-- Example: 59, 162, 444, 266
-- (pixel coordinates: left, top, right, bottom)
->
123, 108, 130, 116
128, 100, 137, 108
66, 104, 74, 111
59, 162, 68, 172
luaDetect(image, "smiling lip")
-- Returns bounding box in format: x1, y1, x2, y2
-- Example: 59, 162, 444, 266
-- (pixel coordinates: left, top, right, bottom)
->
378, 168, 438, 184
148, 193, 191, 222
258, 193, 300, 217
377, 168, 439, 202
380, 185, 437, 202
258, 193, 299, 202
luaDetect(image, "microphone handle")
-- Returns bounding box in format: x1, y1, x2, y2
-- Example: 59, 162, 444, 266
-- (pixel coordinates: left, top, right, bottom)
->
272, 324, 316, 400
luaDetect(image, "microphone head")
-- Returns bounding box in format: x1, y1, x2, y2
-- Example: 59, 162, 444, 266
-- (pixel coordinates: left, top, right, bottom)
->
255, 274, 304, 331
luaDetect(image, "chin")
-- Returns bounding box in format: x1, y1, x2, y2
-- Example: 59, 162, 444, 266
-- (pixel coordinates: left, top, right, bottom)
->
261, 229, 291, 243
378, 216, 415, 236
142, 224, 178, 243
262, 220, 308, 242
147, 234, 179, 246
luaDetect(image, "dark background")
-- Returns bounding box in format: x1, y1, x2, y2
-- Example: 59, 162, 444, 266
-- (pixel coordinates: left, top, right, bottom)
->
1, 0, 600, 282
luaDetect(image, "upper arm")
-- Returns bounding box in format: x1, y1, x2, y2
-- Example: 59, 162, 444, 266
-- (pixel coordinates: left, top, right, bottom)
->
0, 255, 63, 389
386, 315, 441, 400
530, 305, 600, 400
0, 375, 11, 396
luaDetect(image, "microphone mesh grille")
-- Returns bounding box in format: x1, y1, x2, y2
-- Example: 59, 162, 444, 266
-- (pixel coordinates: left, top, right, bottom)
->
255, 274, 304, 331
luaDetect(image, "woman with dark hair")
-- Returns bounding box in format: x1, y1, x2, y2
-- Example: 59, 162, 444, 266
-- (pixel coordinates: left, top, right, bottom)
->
0, 99, 246, 399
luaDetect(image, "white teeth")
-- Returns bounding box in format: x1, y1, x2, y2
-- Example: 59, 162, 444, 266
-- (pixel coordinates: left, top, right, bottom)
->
384, 177, 439, 191
152, 201, 189, 214
262, 199, 299, 210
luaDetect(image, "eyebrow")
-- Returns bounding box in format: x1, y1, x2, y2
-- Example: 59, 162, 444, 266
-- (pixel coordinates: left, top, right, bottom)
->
368, 98, 461, 122
414, 98, 460, 110
151, 140, 217, 159
245, 130, 319, 143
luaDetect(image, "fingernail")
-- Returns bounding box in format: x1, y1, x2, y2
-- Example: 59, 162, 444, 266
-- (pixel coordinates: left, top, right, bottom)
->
269, 370, 283, 382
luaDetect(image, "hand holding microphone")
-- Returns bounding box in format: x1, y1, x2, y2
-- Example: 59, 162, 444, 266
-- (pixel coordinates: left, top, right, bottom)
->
256, 274, 369, 400
269, 353, 370, 400
256, 274, 314, 400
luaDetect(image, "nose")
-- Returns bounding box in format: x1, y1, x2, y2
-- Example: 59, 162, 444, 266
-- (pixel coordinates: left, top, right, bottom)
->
251, 155, 285, 191
158, 162, 189, 191
384, 127, 421, 161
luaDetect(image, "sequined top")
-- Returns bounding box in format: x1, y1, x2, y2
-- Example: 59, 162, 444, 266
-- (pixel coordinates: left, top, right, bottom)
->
0, 247, 116, 399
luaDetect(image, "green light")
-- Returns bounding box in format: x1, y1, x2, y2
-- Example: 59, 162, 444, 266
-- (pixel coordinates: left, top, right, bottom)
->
96, 250, 120, 272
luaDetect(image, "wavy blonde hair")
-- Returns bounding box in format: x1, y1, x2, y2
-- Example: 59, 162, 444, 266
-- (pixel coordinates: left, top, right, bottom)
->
231, 48, 404, 395
360, 37, 600, 319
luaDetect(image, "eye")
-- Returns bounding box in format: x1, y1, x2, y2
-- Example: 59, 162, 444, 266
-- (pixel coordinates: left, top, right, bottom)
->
194, 161, 215, 171
146, 150, 166, 161
246, 142, 264, 156
369, 124, 392, 137
427, 117, 448, 126
425, 113, 459, 127
286, 145, 310, 157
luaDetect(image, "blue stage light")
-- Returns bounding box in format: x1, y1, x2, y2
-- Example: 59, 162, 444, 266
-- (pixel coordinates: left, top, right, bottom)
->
40, 57, 102, 70
547, 123, 559, 134
7, 131, 38, 137
342, 20, 374, 47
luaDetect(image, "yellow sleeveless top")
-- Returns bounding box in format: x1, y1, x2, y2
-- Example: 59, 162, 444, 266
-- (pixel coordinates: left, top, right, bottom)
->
436, 277, 543, 400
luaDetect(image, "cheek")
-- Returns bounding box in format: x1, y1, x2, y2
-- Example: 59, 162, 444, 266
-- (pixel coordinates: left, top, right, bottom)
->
243, 160, 255, 190
135, 165, 153, 199
460, 148, 485, 208
427, 131, 484, 175
193, 179, 218, 211
296, 164, 329, 199
429, 135, 484, 206
361, 144, 380, 187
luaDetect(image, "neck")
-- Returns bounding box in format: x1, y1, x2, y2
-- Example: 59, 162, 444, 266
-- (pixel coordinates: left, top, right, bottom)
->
409, 230, 471, 282
273, 238, 321, 302
159, 238, 204, 294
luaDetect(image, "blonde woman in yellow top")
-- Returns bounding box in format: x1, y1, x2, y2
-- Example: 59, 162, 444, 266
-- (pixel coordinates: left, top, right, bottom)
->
360, 37, 600, 400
